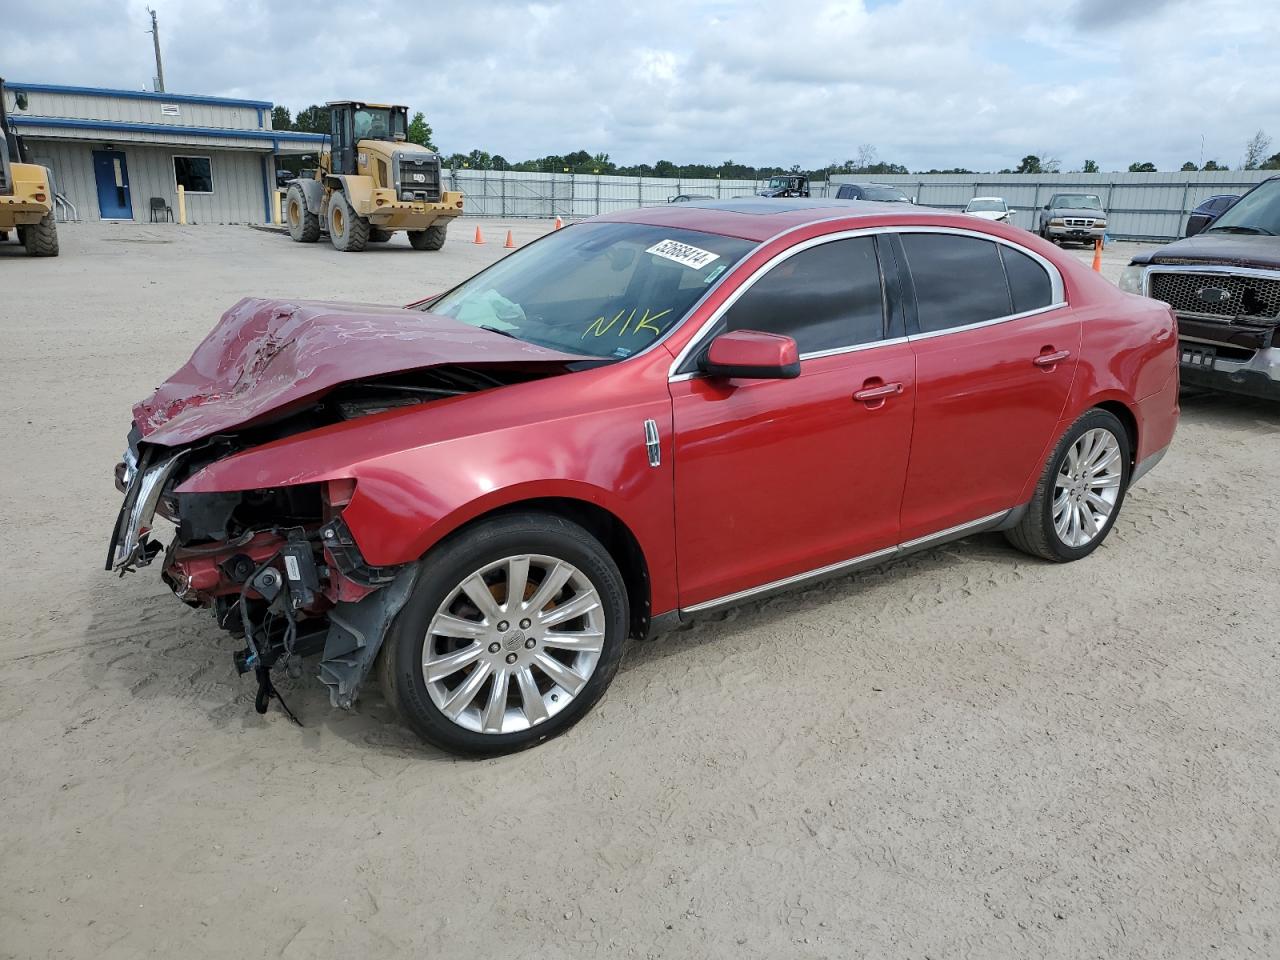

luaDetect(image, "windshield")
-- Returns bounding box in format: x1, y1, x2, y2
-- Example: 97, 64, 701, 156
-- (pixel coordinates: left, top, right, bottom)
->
966, 198, 1006, 212
426, 222, 755, 359
864, 186, 910, 202
1052, 194, 1102, 210
352, 107, 406, 141
767, 177, 789, 189
1205, 179, 1280, 235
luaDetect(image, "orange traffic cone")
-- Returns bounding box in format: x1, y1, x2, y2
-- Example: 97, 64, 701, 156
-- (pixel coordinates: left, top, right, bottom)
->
554, 215, 563, 230
1092, 238, 1102, 272
504, 230, 516, 249
473, 226, 485, 245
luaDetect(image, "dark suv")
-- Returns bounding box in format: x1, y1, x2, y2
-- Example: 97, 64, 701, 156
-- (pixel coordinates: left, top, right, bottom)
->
834, 182, 913, 203
1120, 176, 1280, 401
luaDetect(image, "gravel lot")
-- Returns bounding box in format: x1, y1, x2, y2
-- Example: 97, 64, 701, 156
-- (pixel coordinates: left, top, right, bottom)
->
2, 221, 1278, 959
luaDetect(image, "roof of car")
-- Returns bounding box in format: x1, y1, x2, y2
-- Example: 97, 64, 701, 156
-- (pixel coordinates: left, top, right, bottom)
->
594, 196, 945, 241
969, 196, 1005, 202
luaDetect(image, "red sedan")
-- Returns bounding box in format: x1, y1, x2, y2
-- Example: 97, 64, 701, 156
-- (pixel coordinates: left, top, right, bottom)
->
108, 199, 1179, 755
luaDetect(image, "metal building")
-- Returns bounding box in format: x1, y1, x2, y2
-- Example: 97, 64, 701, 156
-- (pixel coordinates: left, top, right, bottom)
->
2, 82, 325, 224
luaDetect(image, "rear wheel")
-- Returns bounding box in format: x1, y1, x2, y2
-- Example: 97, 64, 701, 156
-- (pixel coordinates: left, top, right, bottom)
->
285, 185, 320, 243
408, 223, 448, 250
327, 190, 369, 252
22, 214, 59, 257
380, 512, 628, 756
1005, 408, 1131, 562
368, 228, 393, 243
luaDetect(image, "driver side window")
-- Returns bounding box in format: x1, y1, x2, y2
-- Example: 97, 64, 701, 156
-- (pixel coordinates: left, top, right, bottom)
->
718, 237, 887, 356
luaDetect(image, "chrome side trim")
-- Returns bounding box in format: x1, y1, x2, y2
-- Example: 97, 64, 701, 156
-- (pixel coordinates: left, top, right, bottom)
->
643, 418, 661, 467
667, 224, 1068, 380
682, 547, 898, 614
1129, 445, 1168, 488
681, 509, 1011, 615
897, 510, 1009, 552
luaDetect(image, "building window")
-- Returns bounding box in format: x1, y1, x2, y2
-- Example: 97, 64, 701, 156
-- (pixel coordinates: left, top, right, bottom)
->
173, 155, 213, 194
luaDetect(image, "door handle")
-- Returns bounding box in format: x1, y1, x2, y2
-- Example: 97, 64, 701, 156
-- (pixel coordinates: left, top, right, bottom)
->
1033, 349, 1071, 367
853, 381, 903, 403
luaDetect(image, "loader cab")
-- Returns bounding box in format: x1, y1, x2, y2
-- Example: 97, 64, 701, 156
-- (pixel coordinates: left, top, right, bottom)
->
326, 100, 409, 176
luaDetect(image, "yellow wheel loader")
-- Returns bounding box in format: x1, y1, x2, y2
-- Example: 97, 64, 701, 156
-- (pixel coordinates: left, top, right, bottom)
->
284, 101, 462, 252
0, 78, 58, 257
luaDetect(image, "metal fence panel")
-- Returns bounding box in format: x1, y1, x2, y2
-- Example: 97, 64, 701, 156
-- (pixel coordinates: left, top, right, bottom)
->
446, 168, 1274, 241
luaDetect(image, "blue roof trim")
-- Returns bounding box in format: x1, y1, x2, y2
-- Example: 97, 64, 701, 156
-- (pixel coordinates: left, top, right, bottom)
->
9, 81, 273, 110
10, 115, 326, 143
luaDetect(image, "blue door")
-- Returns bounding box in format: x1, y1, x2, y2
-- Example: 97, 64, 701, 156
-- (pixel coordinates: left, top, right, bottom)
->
92, 150, 133, 219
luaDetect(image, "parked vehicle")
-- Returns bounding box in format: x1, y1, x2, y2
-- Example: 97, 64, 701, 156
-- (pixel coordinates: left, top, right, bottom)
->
109, 198, 1179, 755
1120, 175, 1280, 401
668, 194, 714, 203
1184, 194, 1238, 238
284, 99, 463, 252
964, 196, 1013, 223
835, 182, 914, 203
758, 175, 809, 197
1038, 193, 1107, 245
275, 168, 296, 188
0, 77, 58, 256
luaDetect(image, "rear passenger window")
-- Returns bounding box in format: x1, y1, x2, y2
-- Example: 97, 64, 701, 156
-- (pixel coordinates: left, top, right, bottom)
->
721, 237, 885, 354
999, 245, 1054, 314
899, 234, 1012, 333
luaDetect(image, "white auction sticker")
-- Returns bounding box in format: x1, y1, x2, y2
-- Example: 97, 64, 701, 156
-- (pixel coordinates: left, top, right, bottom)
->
645, 239, 720, 270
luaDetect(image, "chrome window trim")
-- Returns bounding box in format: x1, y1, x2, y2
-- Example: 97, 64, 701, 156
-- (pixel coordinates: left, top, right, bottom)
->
907, 303, 1065, 342
667, 224, 1067, 380
666, 225, 895, 378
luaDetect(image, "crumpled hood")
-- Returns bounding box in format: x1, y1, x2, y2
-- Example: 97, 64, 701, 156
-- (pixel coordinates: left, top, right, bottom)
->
134, 297, 584, 447
1133, 233, 1280, 270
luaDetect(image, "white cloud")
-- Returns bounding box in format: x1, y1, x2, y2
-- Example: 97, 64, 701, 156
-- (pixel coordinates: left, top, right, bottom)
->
5, 0, 1279, 172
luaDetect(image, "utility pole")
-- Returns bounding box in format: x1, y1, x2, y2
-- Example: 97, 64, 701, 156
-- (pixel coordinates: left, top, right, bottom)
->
147, 7, 165, 93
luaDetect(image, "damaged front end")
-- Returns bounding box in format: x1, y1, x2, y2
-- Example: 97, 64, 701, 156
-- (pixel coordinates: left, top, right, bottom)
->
108, 436, 418, 717
106, 296, 587, 721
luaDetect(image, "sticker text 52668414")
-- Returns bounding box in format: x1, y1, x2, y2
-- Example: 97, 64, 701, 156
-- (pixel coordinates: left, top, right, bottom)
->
645, 239, 721, 270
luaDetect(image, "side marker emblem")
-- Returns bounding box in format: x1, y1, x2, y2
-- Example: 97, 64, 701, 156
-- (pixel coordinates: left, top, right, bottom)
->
644, 419, 661, 467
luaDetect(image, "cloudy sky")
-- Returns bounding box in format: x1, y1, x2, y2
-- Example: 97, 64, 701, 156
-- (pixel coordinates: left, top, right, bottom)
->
6, 0, 1277, 172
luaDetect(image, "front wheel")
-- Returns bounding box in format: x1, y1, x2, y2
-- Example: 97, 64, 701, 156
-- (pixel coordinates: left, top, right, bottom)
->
380, 513, 629, 756
1005, 408, 1131, 562
327, 190, 369, 252
408, 223, 448, 250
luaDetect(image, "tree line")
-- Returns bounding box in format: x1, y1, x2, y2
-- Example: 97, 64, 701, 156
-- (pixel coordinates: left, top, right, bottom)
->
270, 108, 1280, 178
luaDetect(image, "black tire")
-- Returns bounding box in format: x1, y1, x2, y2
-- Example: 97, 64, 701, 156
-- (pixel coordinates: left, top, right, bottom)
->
408, 223, 448, 250
327, 191, 369, 252
380, 512, 629, 756
285, 184, 320, 243
368, 228, 393, 243
23, 214, 59, 257
1005, 408, 1132, 562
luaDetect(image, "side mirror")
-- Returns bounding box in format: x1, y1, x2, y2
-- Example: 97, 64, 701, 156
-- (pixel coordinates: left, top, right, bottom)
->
701, 330, 801, 380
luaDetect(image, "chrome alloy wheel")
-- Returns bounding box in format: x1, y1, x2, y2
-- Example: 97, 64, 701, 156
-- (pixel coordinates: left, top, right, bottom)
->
423, 555, 605, 734
1053, 428, 1123, 548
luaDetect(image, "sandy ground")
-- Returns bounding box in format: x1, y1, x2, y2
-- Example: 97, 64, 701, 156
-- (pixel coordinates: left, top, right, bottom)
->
2, 221, 1278, 959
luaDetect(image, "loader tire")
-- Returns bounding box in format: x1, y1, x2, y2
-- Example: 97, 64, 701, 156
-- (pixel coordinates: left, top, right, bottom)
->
408, 223, 448, 251
286, 185, 320, 243
368, 228, 393, 243
328, 191, 369, 252
23, 215, 59, 257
